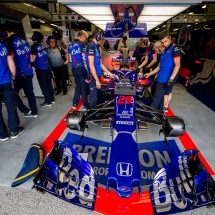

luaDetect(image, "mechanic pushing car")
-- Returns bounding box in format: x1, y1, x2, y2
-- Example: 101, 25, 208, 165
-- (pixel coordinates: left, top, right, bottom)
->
85, 29, 115, 107
68, 30, 89, 110
144, 30, 181, 112
138, 37, 158, 73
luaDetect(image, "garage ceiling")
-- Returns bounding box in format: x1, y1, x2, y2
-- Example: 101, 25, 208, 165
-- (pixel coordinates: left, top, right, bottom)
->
67, 4, 190, 31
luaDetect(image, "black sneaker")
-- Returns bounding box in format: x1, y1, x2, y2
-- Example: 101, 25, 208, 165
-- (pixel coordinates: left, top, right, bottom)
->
51, 100, 55, 104
56, 92, 62, 96
0, 136, 9, 142
72, 104, 77, 110
67, 79, 72, 86
10, 127, 24, 139
163, 107, 168, 113
24, 110, 38, 118
63, 92, 67, 95
40, 102, 52, 107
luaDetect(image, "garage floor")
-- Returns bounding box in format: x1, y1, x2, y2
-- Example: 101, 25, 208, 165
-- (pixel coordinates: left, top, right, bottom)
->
0, 81, 215, 215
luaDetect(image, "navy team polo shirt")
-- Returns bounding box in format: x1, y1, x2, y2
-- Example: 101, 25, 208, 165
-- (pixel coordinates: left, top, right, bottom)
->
31, 43, 48, 70
85, 41, 102, 77
6, 34, 33, 77
157, 43, 181, 83
68, 40, 86, 68
0, 41, 12, 84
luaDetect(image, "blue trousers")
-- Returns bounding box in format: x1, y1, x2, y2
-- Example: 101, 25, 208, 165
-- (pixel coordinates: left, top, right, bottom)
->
151, 82, 166, 111
72, 67, 88, 107
89, 77, 100, 108
36, 67, 55, 104
0, 83, 20, 138
15, 75, 38, 115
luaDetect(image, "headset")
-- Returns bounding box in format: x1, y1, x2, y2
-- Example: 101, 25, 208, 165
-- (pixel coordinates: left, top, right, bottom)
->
143, 39, 148, 46
31, 35, 36, 41
46, 36, 56, 46
0, 30, 7, 39
95, 30, 103, 41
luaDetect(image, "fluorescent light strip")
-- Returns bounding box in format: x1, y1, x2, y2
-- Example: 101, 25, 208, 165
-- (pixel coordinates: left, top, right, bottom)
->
23, 3, 36, 8
51, 24, 58, 27
138, 15, 172, 22
40, 20, 45, 23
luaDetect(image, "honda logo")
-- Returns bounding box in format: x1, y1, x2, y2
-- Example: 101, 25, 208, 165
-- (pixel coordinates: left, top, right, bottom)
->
116, 162, 133, 177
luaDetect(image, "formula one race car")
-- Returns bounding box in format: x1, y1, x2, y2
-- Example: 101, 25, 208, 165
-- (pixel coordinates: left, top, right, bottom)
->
12, 67, 215, 215
99, 55, 153, 105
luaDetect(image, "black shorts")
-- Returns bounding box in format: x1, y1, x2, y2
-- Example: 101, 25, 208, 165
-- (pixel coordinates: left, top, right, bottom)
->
165, 74, 179, 95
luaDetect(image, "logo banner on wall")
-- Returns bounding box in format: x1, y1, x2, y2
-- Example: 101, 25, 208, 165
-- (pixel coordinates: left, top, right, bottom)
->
64, 133, 181, 186
104, 22, 125, 38
128, 22, 148, 38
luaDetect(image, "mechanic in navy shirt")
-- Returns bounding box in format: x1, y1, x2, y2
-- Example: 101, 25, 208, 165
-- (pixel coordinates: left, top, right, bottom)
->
148, 41, 164, 97
133, 40, 145, 66
138, 38, 158, 73
144, 30, 181, 112
0, 38, 24, 141
3, 24, 38, 117
85, 29, 115, 107
31, 31, 55, 107
68, 30, 89, 110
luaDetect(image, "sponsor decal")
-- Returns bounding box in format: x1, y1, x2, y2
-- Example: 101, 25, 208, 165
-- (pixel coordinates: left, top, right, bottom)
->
116, 121, 134, 125
64, 133, 181, 186
118, 186, 131, 192
116, 162, 133, 177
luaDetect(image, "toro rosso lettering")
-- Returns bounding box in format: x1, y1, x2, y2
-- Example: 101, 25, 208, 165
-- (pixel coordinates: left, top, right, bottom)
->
0, 47, 7, 56
16, 46, 30, 56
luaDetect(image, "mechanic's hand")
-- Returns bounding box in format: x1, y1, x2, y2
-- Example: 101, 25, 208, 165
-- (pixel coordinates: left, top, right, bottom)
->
144, 73, 151, 79
136, 67, 141, 73
86, 73, 91, 83
143, 67, 150, 74
64, 60, 69, 65
165, 79, 173, 88
108, 72, 115, 79
96, 80, 101, 89
11, 77, 16, 89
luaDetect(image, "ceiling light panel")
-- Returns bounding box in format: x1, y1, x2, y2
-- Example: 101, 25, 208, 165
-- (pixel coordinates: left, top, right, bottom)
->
67, 5, 113, 30
139, 5, 190, 31
82, 15, 114, 21
67, 5, 112, 15
141, 5, 190, 16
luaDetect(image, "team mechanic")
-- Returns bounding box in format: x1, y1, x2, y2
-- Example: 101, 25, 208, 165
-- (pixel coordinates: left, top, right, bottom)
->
150, 41, 164, 97
47, 36, 69, 96
31, 31, 55, 107
138, 38, 158, 73
0, 38, 24, 140
3, 24, 38, 118
85, 29, 115, 107
68, 30, 89, 110
144, 30, 181, 112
